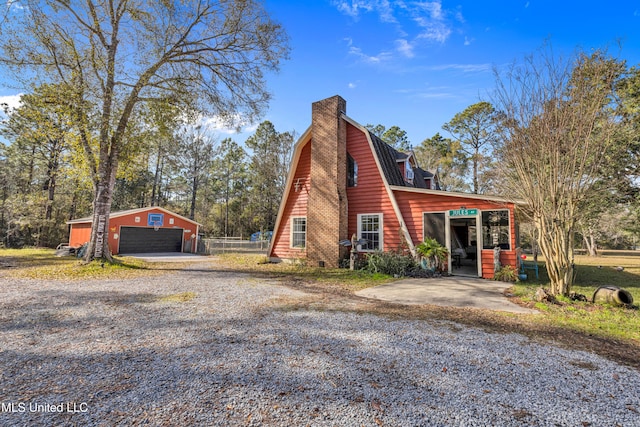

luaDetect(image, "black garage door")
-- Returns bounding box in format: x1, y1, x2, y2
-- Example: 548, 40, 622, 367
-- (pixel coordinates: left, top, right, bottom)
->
119, 227, 183, 254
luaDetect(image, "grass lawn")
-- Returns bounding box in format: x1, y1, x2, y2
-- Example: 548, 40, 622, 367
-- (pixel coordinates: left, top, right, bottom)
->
0, 247, 159, 280
214, 252, 395, 292
511, 251, 640, 343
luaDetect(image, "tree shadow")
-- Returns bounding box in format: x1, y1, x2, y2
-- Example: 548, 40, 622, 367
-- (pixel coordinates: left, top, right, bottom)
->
3, 281, 639, 426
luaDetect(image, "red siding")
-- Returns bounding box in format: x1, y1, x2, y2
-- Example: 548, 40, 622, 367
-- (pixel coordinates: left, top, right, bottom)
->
481, 249, 517, 278
68, 208, 199, 254
268, 113, 519, 279
110, 210, 197, 254
270, 141, 311, 259
69, 223, 91, 247
345, 124, 401, 252
393, 190, 517, 278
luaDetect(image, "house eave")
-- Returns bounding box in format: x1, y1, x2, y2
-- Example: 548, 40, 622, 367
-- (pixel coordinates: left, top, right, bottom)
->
267, 125, 313, 256
66, 206, 203, 227
389, 185, 526, 205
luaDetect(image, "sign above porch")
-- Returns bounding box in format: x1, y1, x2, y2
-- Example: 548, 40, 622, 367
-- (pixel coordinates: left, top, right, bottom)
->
449, 208, 478, 217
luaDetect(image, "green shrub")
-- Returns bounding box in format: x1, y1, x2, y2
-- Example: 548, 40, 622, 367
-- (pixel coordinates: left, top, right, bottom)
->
364, 251, 418, 277
416, 237, 449, 272
494, 264, 519, 282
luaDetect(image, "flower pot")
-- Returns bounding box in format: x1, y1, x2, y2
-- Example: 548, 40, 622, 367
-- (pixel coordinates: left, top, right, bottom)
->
592, 286, 634, 306
518, 273, 528, 281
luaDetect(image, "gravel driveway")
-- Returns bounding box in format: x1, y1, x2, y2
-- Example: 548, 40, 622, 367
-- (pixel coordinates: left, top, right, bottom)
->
1, 264, 639, 426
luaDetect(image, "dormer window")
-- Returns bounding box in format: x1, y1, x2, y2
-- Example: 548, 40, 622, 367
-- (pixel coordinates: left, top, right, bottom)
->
405, 160, 414, 184
347, 154, 358, 187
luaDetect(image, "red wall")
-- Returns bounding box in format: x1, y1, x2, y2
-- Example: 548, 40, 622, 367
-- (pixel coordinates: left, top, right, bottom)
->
268, 118, 519, 279
69, 223, 91, 247
69, 208, 199, 254
270, 141, 311, 259
393, 190, 517, 278
345, 123, 401, 252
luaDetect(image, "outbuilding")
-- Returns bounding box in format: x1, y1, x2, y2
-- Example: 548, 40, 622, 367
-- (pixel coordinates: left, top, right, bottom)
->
67, 207, 200, 255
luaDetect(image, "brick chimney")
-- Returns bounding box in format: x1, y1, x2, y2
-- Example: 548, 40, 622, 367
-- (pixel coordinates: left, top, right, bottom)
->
307, 95, 349, 267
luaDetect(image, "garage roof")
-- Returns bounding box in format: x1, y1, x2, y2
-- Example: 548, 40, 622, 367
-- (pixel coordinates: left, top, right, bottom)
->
66, 206, 202, 226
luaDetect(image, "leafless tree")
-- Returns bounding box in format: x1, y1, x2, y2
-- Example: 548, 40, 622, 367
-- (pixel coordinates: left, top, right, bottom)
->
492, 47, 626, 296
0, 0, 289, 261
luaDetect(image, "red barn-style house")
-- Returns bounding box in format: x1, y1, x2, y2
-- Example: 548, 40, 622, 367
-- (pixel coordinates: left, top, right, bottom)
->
268, 95, 521, 278
67, 207, 200, 255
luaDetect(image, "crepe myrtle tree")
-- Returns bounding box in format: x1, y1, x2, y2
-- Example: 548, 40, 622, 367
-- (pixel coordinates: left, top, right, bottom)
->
492, 47, 628, 296
0, 0, 289, 262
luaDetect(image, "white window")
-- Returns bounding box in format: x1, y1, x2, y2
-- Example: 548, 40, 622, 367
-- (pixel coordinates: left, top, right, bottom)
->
405, 160, 414, 182
358, 213, 383, 251
291, 217, 306, 249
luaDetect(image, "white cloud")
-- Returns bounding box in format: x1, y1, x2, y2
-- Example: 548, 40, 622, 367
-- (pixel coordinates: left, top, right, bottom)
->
426, 63, 492, 73
416, 22, 451, 43
464, 36, 473, 46
416, 91, 456, 99
348, 45, 393, 63
417, 1, 444, 20
0, 93, 23, 112
348, 82, 357, 89
333, 0, 396, 22
5, 0, 24, 11
337, 0, 464, 64
332, 0, 374, 19
202, 114, 258, 135
395, 39, 415, 58
412, 1, 452, 43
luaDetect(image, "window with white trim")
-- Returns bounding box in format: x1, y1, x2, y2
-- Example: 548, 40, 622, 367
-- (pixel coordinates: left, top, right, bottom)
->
291, 217, 306, 249
358, 213, 382, 251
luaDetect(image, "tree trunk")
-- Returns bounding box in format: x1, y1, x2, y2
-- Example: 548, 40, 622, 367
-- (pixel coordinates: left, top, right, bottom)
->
473, 151, 479, 194
224, 171, 229, 237
85, 181, 114, 262
583, 233, 598, 257
84, 150, 119, 263
190, 175, 197, 220
537, 217, 574, 296
151, 143, 163, 206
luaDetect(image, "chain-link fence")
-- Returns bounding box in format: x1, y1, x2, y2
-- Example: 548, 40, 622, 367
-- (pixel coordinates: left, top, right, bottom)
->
198, 237, 270, 255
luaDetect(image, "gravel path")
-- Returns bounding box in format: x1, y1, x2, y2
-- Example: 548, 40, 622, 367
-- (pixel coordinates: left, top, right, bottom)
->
1, 265, 639, 426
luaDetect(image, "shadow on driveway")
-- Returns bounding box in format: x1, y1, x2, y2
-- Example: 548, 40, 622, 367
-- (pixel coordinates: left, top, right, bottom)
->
122, 252, 213, 263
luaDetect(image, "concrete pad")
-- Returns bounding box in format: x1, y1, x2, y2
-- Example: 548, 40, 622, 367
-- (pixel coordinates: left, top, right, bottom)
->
121, 253, 213, 263
356, 276, 538, 314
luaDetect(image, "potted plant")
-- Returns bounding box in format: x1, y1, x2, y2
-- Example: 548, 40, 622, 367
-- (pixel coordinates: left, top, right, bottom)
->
416, 237, 449, 272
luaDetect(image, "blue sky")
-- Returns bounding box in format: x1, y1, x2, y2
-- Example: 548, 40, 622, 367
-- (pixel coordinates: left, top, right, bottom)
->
2, 1, 640, 148
250, 0, 640, 146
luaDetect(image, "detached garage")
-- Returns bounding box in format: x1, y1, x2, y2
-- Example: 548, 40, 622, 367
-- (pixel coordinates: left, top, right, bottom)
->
67, 207, 201, 255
